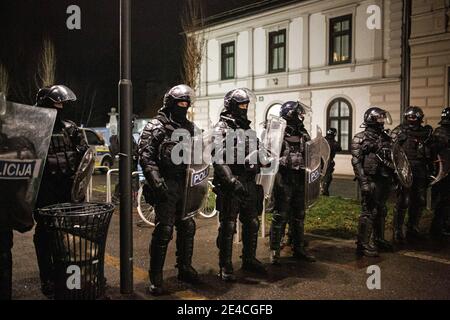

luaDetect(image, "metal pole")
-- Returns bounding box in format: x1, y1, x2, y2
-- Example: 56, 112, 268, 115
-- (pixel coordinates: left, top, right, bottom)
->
119, 0, 133, 294
400, 0, 412, 119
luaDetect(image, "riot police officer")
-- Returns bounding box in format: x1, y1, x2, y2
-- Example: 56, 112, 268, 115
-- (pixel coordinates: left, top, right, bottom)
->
430, 107, 450, 239
391, 106, 434, 242
351, 107, 395, 257
212, 88, 266, 281
139, 84, 199, 295
322, 128, 342, 196
269, 101, 316, 264
33, 85, 89, 297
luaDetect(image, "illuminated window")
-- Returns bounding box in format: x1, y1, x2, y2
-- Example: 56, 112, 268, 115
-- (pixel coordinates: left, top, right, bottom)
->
329, 15, 352, 65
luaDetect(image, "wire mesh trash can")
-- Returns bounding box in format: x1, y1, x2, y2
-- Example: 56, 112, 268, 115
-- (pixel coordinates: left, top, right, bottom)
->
38, 203, 114, 300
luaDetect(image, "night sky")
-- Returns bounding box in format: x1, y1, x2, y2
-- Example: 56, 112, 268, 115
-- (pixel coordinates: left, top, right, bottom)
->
0, 0, 272, 127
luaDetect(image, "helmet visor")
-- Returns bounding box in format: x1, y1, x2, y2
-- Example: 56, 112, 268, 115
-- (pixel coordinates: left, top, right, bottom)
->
379, 111, 392, 125
48, 85, 77, 103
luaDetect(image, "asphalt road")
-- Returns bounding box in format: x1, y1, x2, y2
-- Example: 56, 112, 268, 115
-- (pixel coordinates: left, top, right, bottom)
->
9, 174, 450, 300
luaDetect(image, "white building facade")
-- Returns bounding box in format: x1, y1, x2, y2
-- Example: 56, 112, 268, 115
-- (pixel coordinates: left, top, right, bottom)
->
193, 0, 404, 176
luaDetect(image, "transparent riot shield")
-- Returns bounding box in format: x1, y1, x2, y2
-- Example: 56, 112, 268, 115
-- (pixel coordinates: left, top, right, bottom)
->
256, 115, 287, 199
304, 126, 330, 208
430, 149, 450, 186
181, 127, 211, 220
391, 142, 413, 188
0, 100, 56, 231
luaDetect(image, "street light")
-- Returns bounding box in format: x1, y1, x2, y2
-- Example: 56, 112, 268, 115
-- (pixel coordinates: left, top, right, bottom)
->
119, 0, 133, 294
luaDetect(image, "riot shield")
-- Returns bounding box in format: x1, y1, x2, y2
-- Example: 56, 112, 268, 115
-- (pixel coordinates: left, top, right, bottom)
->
391, 142, 413, 188
0, 100, 56, 231
304, 126, 330, 208
71, 147, 95, 203
256, 115, 287, 199
181, 128, 211, 220
430, 150, 450, 186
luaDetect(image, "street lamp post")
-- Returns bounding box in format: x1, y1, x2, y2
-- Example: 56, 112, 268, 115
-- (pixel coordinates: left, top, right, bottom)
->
119, 0, 133, 294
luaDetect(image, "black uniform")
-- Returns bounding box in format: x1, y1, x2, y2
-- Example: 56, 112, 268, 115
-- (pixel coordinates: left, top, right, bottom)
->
430, 110, 450, 238
322, 133, 342, 196
139, 84, 199, 295
33, 118, 88, 293
213, 111, 266, 278
391, 123, 433, 240
269, 104, 315, 263
212, 88, 266, 281
351, 108, 395, 257
0, 132, 37, 300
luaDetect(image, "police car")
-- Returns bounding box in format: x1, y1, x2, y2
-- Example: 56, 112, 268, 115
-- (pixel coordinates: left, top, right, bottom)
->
81, 128, 113, 173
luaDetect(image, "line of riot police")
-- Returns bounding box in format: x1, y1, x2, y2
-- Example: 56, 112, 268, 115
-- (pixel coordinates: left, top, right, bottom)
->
351, 106, 450, 258
1, 82, 448, 299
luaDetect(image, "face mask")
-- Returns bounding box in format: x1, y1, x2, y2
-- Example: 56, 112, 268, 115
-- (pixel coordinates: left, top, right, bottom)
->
171, 106, 188, 122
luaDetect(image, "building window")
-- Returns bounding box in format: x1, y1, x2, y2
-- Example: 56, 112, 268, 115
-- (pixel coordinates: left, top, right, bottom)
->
329, 15, 352, 65
327, 98, 352, 152
269, 29, 286, 73
221, 41, 235, 80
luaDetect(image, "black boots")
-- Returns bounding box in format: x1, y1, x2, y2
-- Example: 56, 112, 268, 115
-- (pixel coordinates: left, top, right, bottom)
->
176, 219, 199, 284
393, 208, 406, 244
217, 221, 237, 281
241, 218, 266, 274
291, 217, 316, 262
356, 218, 379, 257
374, 216, 393, 252
0, 251, 12, 300
148, 225, 172, 296
33, 225, 55, 298
269, 212, 287, 265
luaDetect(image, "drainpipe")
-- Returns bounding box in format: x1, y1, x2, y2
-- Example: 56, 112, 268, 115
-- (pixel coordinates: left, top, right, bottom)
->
400, 0, 412, 121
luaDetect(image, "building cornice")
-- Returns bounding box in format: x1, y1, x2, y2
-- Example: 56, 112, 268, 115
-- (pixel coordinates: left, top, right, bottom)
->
197, 77, 400, 101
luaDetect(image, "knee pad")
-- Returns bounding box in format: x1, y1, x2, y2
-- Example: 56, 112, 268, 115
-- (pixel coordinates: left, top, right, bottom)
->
153, 224, 174, 244
220, 220, 236, 236
178, 218, 196, 238
272, 211, 288, 224
242, 217, 259, 233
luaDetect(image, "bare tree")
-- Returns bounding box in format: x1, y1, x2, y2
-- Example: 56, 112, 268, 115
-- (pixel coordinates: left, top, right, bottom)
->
181, 0, 205, 92
36, 37, 56, 88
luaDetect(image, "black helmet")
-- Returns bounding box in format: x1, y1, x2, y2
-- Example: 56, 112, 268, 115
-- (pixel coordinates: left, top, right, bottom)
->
439, 107, 450, 125
223, 88, 253, 121
326, 128, 337, 137
404, 106, 424, 124
363, 107, 392, 127
224, 88, 251, 111
35, 85, 77, 108
162, 84, 194, 110
280, 100, 309, 124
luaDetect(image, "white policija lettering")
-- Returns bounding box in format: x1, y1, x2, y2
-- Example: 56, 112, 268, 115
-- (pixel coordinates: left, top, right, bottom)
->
0, 160, 36, 179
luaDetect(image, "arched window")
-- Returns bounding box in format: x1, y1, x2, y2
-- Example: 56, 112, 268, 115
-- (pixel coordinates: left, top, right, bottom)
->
265, 103, 282, 120
327, 98, 352, 152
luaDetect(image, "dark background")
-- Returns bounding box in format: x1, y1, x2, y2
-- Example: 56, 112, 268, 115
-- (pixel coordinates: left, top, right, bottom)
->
0, 0, 273, 127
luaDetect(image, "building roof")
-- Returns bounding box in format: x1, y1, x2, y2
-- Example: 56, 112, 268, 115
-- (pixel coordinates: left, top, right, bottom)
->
200, 0, 306, 28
